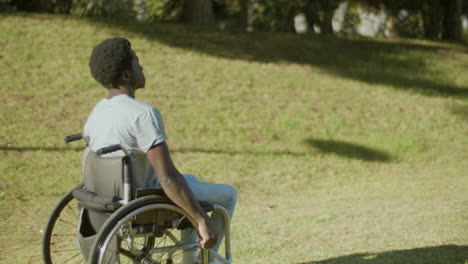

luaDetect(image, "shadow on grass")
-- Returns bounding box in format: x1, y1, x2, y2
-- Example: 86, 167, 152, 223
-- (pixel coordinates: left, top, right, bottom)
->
1, 140, 393, 160
0, 145, 84, 152
304, 138, 393, 162
0, 145, 310, 156
82, 17, 468, 98
299, 245, 468, 264
173, 147, 309, 156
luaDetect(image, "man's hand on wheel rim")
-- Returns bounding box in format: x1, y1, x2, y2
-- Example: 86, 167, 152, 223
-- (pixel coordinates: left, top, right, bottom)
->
197, 218, 218, 249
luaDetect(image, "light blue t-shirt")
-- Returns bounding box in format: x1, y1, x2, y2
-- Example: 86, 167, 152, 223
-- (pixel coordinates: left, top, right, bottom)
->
83, 94, 167, 189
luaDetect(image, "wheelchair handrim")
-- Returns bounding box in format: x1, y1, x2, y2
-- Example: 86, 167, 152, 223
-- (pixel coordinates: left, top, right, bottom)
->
97, 203, 199, 263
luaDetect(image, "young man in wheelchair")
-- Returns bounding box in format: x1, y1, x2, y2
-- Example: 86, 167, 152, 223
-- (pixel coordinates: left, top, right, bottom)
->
81, 37, 237, 263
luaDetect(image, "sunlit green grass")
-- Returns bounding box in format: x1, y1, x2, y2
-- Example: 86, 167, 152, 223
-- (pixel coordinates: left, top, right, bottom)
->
0, 13, 467, 263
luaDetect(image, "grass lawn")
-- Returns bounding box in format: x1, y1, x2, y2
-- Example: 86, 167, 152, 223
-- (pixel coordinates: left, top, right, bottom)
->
0, 13, 467, 263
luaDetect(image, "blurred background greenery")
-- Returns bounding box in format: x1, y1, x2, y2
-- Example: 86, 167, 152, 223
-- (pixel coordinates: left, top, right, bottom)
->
1, 0, 468, 42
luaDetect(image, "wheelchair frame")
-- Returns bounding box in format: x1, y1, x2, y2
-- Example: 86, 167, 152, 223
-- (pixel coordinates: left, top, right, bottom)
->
42, 133, 232, 264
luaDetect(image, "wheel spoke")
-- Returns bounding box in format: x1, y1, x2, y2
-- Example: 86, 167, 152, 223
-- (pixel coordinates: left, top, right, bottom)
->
58, 218, 77, 227
51, 248, 80, 253
43, 186, 86, 264
66, 203, 79, 218
91, 199, 201, 264
52, 233, 76, 237
62, 252, 82, 263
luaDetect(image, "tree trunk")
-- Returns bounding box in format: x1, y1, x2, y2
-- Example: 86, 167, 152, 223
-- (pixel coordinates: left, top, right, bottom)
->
65, 0, 73, 14
319, 11, 334, 34
319, 0, 340, 35
421, 0, 442, 39
15, 0, 49, 12
442, 0, 462, 41
279, 3, 297, 32
182, 0, 215, 27
304, 2, 319, 34
239, 0, 249, 30
422, 11, 442, 39
305, 0, 338, 35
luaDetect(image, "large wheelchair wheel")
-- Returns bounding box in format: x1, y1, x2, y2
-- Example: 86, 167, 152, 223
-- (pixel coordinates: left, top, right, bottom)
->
88, 195, 206, 264
42, 184, 86, 264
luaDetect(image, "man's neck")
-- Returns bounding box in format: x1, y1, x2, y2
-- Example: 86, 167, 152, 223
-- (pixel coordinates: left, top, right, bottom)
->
108, 86, 135, 99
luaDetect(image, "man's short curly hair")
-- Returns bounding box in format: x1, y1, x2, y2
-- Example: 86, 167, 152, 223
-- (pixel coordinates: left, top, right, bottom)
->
89, 37, 133, 88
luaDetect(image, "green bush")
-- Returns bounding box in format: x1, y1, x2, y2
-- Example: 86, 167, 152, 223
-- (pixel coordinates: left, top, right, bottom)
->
393, 9, 424, 38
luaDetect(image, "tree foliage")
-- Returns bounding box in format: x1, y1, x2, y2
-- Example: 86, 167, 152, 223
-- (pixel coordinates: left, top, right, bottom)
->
1, 0, 466, 41
358, 0, 464, 41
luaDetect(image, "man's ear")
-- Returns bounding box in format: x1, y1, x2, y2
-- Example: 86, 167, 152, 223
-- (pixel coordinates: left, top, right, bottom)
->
118, 69, 132, 85
121, 70, 131, 81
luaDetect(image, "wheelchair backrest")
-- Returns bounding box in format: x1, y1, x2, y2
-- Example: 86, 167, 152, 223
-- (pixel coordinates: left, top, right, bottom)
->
82, 147, 124, 200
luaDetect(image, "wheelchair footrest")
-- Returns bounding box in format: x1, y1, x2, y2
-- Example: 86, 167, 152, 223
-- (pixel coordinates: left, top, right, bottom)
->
72, 187, 122, 213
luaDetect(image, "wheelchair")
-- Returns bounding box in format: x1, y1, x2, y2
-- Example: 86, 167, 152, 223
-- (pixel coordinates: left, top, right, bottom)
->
42, 134, 232, 264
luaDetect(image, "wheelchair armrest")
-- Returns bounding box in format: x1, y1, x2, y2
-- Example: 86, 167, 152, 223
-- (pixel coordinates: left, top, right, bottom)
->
72, 188, 122, 213
133, 188, 214, 230
135, 188, 214, 212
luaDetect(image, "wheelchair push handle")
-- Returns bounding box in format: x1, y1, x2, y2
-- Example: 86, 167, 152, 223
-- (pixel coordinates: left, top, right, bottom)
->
64, 133, 128, 156
97, 144, 122, 155
64, 133, 83, 143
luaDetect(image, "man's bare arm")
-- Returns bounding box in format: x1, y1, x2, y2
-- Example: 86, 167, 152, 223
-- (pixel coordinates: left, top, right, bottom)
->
146, 142, 217, 249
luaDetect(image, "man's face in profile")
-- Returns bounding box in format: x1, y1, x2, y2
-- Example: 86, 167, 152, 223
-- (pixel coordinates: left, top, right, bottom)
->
130, 50, 145, 89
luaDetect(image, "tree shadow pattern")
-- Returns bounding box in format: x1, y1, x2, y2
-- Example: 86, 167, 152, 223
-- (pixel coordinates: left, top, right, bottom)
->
87, 18, 468, 98
304, 138, 393, 162
299, 245, 468, 264
0, 145, 311, 156
0, 145, 84, 152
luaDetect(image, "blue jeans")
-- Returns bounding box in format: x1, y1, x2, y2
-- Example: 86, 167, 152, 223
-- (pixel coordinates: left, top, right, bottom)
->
180, 174, 237, 263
